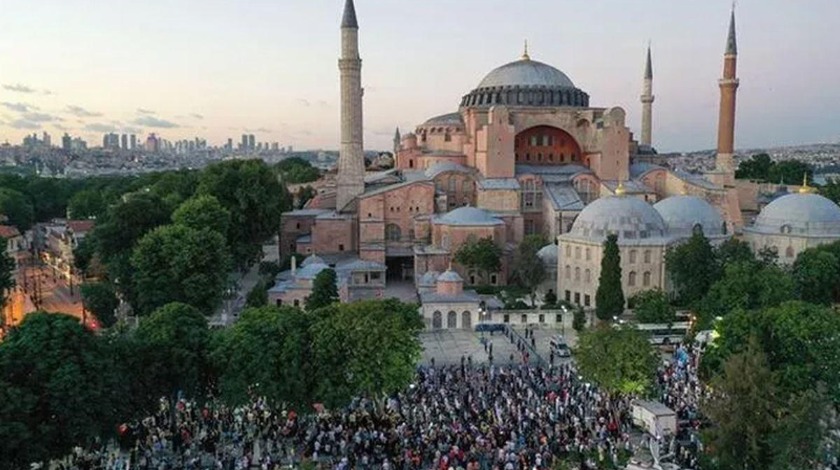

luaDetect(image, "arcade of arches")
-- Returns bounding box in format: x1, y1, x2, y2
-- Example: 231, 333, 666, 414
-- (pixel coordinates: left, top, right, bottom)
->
514, 126, 583, 165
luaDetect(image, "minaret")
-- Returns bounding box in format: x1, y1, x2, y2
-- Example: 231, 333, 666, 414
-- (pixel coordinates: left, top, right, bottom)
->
393, 127, 400, 157
336, 0, 365, 211
715, 7, 739, 183
640, 44, 654, 147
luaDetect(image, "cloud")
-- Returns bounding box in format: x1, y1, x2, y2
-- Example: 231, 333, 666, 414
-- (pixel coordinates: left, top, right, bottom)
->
316, 100, 330, 108
9, 119, 41, 130
52, 123, 70, 131
132, 116, 179, 128
190, 113, 204, 119
136, 108, 156, 115
257, 128, 271, 133
121, 126, 142, 134
3, 84, 37, 93
42, 90, 53, 96
296, 99, 311, 107
84, 123, 118, 133
1, 102, 37, 113
23, 112, 62, 123
66, 105, 102, 118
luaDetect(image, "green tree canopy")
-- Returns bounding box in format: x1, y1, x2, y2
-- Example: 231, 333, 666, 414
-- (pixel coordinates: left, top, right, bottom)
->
198, 159, 292, 266
0, 237, 15, 311
131, 224, 230, 315
697, 260, 794, 325
513, 235, 548, 306
134, 303, 213, 404
296, 185, 317, 209
595, 234, 624, 321
0, 313, 122, 468
92, 192, 172, 264
454, 236, 502, 284
309, 299, 423, 408
630, 289, 676, 325
0, 188, 34, 230
67, 189, 106, 219
277, 157, 321, 184
575, 325, 659, 395
245, 279, 268, 308
665, 231, 717, 306
80, 282, 120, 328
735, 153, 813, 184
213, 306, 316, 408
172, 194, 230, 236
735, 153, 773, 180
306, 268, 338, 311
792, 248, 840, 304
715, 238, 754, 267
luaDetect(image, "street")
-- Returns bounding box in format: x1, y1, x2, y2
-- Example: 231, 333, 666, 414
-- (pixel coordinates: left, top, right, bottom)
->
16, 257, 94, 327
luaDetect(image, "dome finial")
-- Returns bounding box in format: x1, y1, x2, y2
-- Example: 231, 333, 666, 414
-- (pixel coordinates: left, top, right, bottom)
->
522, 39, 530, 61
615, 179, 627, 197
799, 173, 816, 194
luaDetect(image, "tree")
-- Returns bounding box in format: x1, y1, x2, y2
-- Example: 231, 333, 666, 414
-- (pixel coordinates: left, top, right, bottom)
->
714, 238, 753, 267
454, 236, 502, 284
67, 189, 105, 219
769, 160, 812, 187
630, 289, 676, 325
769, 386, 832, 470
212, 306, 316, 408
0, 237, 15, 310
277, 157, 321, 184
595, 234, 624, 321
702, 338, 779, 470
172, 194, 230, 236
309, 299, 423, 408
0, 188, 34, 230
92, 192, 172, 263
131, 225, 231, 315
572, 306, 587, 333
735, 153, 773, 180
514, 237, 547, 306
697, 261, 794, 325
198, 159, 292, 266
543, 289, 557, 307
792, 248, 840, 305
297, 185, 317, 209
306, 268, 338, 311
245, 279, 268, 308
820, 177, 840, 204
134, 303, 212, 409
665, 231, 717, 306
0, 313, 122, 468
575, 325, 659, 395
80, 282, 119, 328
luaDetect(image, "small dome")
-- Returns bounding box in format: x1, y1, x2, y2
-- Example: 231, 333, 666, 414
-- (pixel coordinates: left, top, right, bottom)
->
437, 270, 463, 283
437, 206, 504, 226
571, 196, 667, 241
418, 271, 440, 287
750, 193, 840, 237
654, 195, 726, 238
537, 244, 558, 265
423, 112, 463, 126
301, 254, 326, 267
478, 58, 575, 89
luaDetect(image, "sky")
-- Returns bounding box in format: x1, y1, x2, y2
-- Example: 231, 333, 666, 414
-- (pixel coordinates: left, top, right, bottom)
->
0, 0, 838, 153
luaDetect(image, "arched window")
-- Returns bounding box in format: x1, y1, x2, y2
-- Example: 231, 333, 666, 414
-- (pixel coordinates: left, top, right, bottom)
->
584, 269, 591, 283
447, 311, 457, 329
692, 223, 704, 236
432, 311, 442, 329
565, 265, 571, 279
643, 272, 651, 287
565, 245, 571, 257
386, 224, 401, 241
644, 250, 651, 263
585, 248, 591, 261
780, 224, 792, 234
448, 176, 457, 192
629, 250, 637, 264
722, 222, 728, 235
786, 246, 795, 258
575, 247, 581, 259
574, 267, 580, 281
629, 271, 637, 286
461, 311, 472, 330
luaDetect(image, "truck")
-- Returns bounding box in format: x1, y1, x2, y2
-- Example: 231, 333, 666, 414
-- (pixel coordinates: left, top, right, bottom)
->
631, 400, 677, 437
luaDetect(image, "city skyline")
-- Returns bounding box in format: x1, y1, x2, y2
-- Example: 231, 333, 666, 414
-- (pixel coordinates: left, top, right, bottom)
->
0, 0, 838, 152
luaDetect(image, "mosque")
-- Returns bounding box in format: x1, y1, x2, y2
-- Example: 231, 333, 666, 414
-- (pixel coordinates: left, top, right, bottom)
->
273, 0, 840, 324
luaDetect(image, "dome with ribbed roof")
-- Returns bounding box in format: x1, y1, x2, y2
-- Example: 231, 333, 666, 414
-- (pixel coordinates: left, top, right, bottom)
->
748, 193, 840, 237
478, 58, 575, 89
570, 196, 667, 241
537, 244, 558, 265
437, 206, 503, 226
654, 195, 727, 238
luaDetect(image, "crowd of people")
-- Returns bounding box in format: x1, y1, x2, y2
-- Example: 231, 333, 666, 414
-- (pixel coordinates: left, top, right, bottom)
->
48, 335, 710, 470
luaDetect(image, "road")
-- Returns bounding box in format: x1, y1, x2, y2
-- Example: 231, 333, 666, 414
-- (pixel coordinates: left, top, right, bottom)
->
16, 258, 96, 328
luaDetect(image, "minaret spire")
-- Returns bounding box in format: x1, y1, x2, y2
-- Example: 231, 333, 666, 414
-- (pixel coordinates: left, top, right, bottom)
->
393, 127, 401, 157
640, 43, 655, 147
522, 39, 530, 61
715, 6, 740, 185
337, 0, 365, 211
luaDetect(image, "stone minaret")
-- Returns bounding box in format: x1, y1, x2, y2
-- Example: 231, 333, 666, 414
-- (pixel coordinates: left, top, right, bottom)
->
336, 0, 365, 211
715, 8, 739, 181
640, 44, 654, 147
393, 127, 400, 157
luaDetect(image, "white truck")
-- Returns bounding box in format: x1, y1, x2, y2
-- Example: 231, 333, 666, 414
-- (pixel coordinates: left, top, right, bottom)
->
631, 400, 677, 437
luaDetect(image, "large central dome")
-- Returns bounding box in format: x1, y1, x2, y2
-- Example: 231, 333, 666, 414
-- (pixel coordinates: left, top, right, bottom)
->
478, 58, 576, 89
460, 54, 589, 109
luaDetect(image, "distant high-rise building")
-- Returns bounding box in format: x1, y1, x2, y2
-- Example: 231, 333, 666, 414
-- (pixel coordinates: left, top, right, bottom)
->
271, 142, 279, 151
71, 137, 87, 151
42, 132, 51, 148
130, 134, 137, 150
146, 133, 160, 153
241, 134, 248, 151
121, 134, 128, 150
227, 138, 233, 151
248, 134, 256, 151
62, 133, 72, 152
